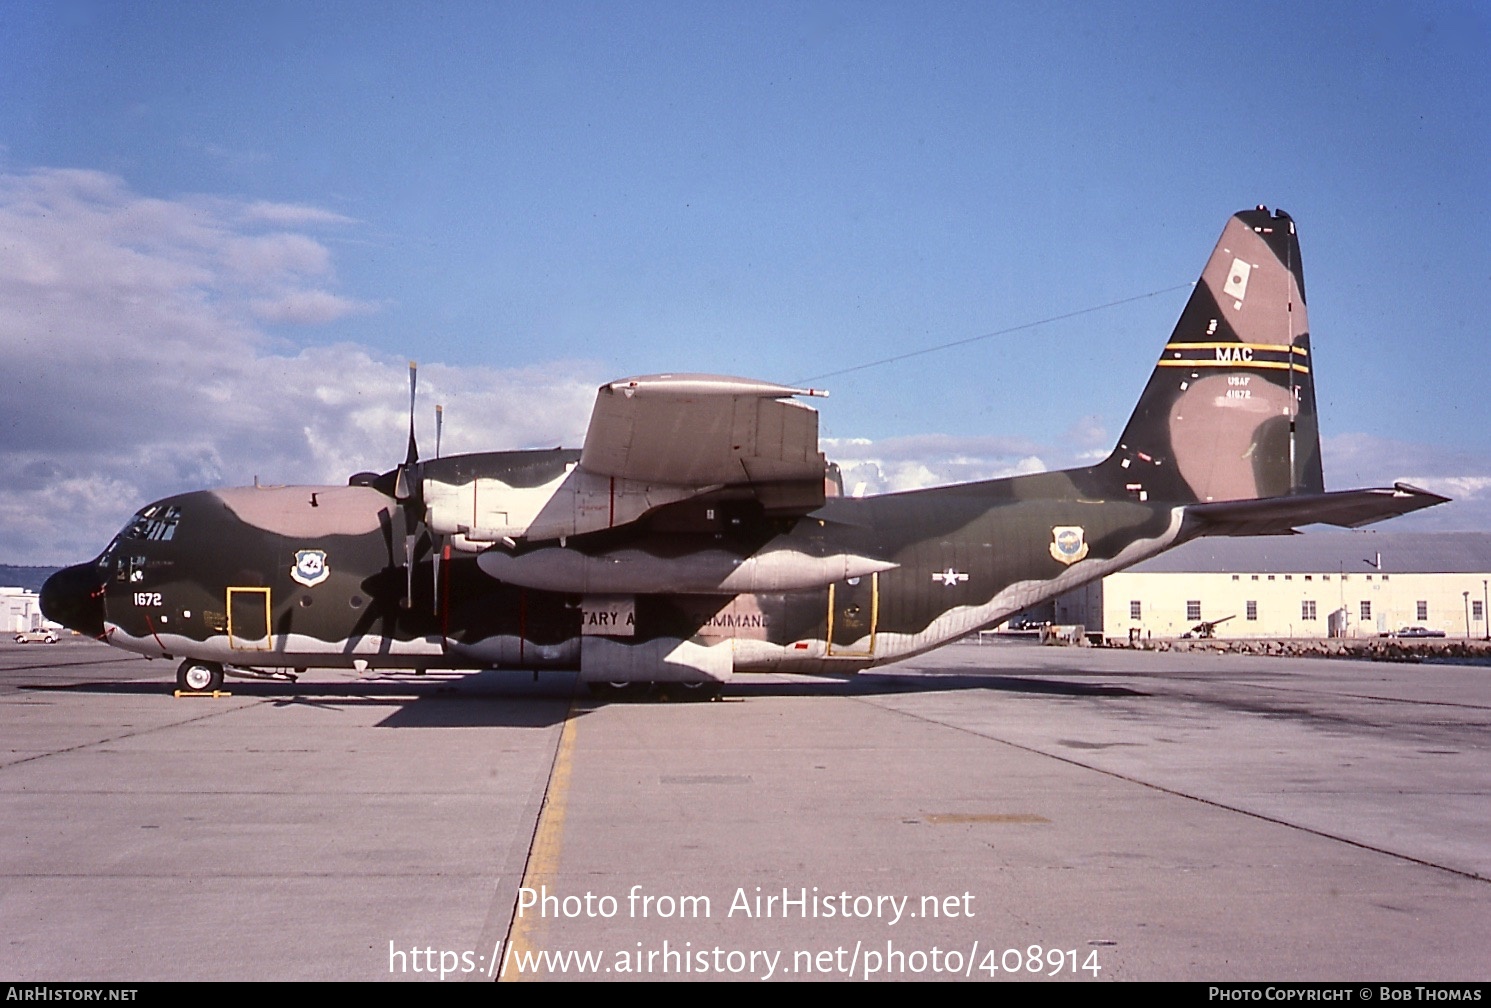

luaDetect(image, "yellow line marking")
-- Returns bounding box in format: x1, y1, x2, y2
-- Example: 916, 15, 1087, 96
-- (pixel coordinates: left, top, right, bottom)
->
1157, 360, 1310, 373
1165, 342, 1307, 355
499, 698, 580, 982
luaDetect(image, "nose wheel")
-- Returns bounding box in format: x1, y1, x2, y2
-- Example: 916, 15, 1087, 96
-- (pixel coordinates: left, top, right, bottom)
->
177, 660, 225, 692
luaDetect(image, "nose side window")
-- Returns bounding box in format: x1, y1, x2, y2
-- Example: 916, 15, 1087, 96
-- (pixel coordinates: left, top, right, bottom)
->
114, 555, 148, 583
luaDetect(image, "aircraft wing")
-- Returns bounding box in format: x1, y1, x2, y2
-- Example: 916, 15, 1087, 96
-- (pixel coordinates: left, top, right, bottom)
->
424, 374, 832, 549
579, 374, 829, 486
1184, 483, 1450, 537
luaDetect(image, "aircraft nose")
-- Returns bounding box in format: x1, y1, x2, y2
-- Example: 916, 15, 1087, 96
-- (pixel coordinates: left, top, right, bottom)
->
40, 563, 106, 638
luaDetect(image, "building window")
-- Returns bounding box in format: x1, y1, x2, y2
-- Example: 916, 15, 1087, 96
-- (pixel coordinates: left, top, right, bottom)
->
1474, 601, 1484, 622
1417, 601, 1428, 621
1246, 601, 1258, 621
1267, 575, 1276, 581
1360, 600, 1372, 621
1186, 600, 1201, 622
1130, 600, 1142, 620
1284, 574, 1293, 581
1231, 574, 1239, 581
1305, 575, 1312, 581
1251, 575, 1259, 581
1302, 600, 1317, 620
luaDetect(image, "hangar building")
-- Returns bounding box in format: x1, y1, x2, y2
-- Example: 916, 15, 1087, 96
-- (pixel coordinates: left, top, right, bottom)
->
1046, 532, 1491, 642
1, 587, 45, 634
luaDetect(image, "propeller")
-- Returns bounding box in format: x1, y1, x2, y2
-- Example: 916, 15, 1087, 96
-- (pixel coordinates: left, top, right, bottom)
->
394, 361, 418, 500
388, 363, 449, 620
431, 402, 446, 618
392, 362, 422, 607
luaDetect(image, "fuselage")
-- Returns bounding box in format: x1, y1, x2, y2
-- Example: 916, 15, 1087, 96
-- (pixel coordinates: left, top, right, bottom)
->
42, 450, 1188, 683
42, 208, 1444, 687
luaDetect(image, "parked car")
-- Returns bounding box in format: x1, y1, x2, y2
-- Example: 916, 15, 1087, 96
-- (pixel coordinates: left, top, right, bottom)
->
1379, 626, 1446, 638
14, 628, 59, 644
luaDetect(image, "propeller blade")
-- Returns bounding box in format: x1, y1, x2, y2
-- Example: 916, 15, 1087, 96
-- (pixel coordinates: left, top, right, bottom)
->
435, 404, 443, 460
405, 360, 419, 465
405, 533, 416, 603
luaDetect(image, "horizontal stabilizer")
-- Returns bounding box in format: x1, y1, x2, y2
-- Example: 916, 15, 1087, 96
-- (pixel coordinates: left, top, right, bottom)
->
1184, 483, 1449, 537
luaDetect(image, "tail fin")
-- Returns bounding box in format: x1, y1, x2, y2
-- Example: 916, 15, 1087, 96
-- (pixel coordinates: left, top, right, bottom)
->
1099, 206, 1323, 504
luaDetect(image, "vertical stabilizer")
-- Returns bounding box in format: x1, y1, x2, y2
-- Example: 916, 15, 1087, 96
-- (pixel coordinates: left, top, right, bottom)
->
1099, 206, 1323, 504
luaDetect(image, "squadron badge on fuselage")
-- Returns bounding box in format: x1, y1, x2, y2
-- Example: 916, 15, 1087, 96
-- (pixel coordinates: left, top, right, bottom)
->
1049, 526, 1088, 565
291, 549, 330, 587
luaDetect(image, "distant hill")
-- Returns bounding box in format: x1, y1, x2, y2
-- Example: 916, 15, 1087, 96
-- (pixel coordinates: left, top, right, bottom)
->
0, 566, 60, 592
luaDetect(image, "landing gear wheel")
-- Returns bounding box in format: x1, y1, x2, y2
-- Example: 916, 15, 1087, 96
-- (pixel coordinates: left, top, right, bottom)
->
177, 660, 224, 692
588, 681, 628, 699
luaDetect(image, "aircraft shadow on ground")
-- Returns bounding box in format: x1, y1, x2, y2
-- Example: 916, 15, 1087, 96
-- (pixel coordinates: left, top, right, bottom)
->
20, 674, 578, 729
18, 668, 1145, 730
728, 671, 1148, 700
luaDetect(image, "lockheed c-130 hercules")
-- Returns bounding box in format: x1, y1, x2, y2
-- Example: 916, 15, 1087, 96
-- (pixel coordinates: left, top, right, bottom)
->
42, 207, 1447, 695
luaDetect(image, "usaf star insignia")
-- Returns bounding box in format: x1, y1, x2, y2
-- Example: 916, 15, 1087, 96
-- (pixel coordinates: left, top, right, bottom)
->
291, 549, 330, 587
932, 568, 969, 587
1049, 526, 1089, 565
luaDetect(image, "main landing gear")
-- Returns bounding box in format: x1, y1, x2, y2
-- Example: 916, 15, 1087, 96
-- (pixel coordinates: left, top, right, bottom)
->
585, 680, 723, 702
176, 659, 224, 692
174, 660, 302, 691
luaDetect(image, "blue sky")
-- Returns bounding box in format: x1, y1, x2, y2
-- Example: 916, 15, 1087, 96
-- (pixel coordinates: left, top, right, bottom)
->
1, 0, 1487, 564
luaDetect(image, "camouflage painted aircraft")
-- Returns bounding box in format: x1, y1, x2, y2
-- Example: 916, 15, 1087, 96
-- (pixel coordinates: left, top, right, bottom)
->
41, 207, 1446, 694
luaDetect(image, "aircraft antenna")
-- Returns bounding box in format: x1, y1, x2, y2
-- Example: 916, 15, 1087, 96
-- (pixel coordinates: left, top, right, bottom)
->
793, 283, 1193, 385
435, 404, 444, 459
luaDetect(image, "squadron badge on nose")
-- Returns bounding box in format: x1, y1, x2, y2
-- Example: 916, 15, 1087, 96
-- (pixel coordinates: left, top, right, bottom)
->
1049, 526, 1088, 565
291, 549, 330, 587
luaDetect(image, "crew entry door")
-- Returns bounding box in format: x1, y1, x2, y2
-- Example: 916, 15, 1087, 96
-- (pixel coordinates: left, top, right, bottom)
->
826, 573, 878, 658
227, 587, 272, 650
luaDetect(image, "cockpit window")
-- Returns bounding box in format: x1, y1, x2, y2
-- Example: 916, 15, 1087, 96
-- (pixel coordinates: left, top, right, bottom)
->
96, 504, 183, 572
123, 504, 182, 542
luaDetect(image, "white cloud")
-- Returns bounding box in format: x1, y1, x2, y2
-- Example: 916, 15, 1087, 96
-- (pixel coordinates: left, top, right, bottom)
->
238, 201, 358, 227
1323, 433, 1491, 532
0, 167, 602, 565
223, 231, 333, 280
251, 289, 378, 324
824, 432, 1055, 495
1420, 476, 1491, 500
